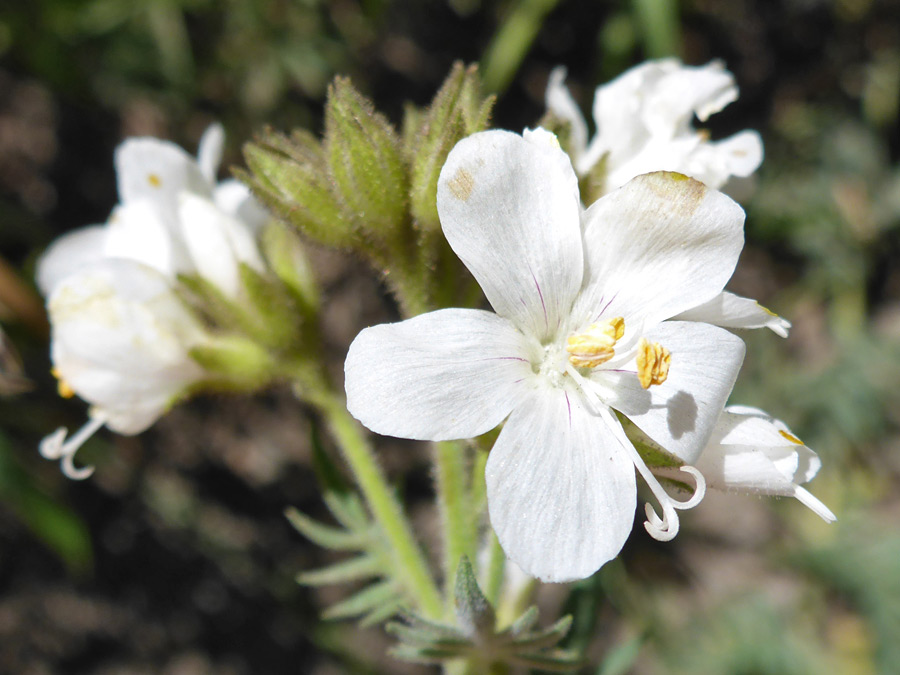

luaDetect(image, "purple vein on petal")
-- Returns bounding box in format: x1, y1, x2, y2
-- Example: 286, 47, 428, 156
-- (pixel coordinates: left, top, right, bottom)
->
530, 267, 548, 331
594, 291, 619, 322
565, 391, 572, 428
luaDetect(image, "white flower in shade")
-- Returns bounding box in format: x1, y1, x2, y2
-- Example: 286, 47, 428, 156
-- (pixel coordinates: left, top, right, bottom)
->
345, 128, 748, 582
37, 124, 267, 299
40, 259, 207, 479
693, 405, 835, 522
546, 59, 764, 193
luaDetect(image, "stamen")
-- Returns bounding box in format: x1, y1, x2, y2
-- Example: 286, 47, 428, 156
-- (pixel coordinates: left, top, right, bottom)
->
39, 415, 105, 480
51, 368, 76, 399
566, 317, 625, 368
636, 337, 670, 389
778, 429, 804, 445
562, 366, 705, 541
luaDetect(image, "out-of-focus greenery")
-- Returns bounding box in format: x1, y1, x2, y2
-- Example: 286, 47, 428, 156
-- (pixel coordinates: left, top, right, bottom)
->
1, 0, 899, 673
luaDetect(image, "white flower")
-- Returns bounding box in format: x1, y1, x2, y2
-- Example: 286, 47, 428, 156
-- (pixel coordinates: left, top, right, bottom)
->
37, 124, 267, 298
345, 129, 748, 582
40, 259, 207, 479
692, 405, 835, 522
546, 59, 763, 193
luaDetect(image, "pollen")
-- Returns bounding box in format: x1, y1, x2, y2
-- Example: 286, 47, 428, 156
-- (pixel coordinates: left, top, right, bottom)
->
779, 429, 804, 445
147, 173, 162, 188
566, 317, 625, 368
51, 368, 75, 399
636, 337, 670, 389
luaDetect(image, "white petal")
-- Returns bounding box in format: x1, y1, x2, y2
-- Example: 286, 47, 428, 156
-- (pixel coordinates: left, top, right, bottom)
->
683, 130, 764, 189
545, 67, 589, 162
36, 225, 107, 297
437, 130, 584, 342
48, 259, 205, 432
642, 60, 737, 136
177, 193, 264, 297
345, 309, 534, 441
104, 201, 190, 277
197, 123, 225, 183
605, 321, 745, 464
115, 137, 212, 213
673, 291, 791, 337
485, 383, 636, 582
571, 172, 745, 330
214, 179, 271, 231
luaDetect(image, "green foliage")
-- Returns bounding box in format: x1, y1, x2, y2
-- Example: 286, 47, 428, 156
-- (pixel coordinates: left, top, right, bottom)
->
388, 557, 582, 672
794, 521, 900, 673
0, 433, 93, 575
243, 63, 494, 317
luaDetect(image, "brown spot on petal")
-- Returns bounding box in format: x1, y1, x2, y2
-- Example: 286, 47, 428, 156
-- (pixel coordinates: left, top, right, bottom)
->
447, 167, 475, 201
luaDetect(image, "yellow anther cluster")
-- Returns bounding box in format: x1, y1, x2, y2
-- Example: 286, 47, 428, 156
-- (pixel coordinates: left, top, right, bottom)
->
636, 338, 671, 389
566, 317, 625, 368
147, 173, 162, 188
51, 367, 75, 399
778, 429, 804, 445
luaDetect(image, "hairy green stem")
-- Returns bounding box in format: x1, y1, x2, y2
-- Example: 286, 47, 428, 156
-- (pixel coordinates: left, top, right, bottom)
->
434, 441, 475, 604
305, 383, 443, 618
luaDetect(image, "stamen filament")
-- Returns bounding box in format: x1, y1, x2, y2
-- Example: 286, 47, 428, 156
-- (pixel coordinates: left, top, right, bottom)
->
562, 365, 705, 541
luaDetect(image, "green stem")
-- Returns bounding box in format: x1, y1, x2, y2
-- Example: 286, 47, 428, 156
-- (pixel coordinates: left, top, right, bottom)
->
434, 441, 475, 604
307, 385, 443, 618
480, 0, 563, 93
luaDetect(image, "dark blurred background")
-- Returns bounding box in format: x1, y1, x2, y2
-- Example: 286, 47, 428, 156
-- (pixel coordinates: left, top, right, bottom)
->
1, 0, 899, 672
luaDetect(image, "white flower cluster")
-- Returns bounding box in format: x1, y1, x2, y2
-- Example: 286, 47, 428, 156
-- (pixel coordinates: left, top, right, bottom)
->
546, 59, 764, 194
38, 124, 268, 479
344, 62, 833, 582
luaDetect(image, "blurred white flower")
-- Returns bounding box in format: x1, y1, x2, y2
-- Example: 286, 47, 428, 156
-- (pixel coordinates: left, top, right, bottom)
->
40, 260, 207, 479
693, 405, 835, 521
37, 124, 267, 298
345, 129, 747, 582
546, 59, 763, 193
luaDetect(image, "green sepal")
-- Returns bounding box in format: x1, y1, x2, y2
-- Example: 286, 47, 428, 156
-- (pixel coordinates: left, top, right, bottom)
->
188, 335, 275, 390
324, 77, 409, 239
241, 131, 354, 248
405, 62, 495, 232
259, 221, 319, 317
236, 263, 303, 352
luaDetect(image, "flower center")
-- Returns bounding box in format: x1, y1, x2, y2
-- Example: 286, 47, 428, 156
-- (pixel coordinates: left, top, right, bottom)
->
565, 316, 625, 368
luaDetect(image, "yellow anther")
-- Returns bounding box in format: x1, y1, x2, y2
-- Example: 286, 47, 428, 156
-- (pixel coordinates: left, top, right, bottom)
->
779, 429, 804, 445
51, 368, 75, 399
636, 337, 671, 389
147, 173, 162, 188
566, 317, 625, 368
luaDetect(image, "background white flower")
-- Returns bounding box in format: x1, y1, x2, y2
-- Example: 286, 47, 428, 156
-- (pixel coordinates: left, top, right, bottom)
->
546, 59, 764, 193
37, 124, 267, 299
40, 259, 208, 479
345, 128, 747, 582
693, 405, 836, 521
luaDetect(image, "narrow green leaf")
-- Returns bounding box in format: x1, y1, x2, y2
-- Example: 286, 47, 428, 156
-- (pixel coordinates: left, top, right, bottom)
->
284, 507, 368, 550
454, 555, 496, 636
297, 554, 382, 586
322, 579, 400, 621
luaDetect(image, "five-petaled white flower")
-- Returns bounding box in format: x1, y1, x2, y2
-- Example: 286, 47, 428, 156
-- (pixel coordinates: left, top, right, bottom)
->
345, 128, 748, 582
37, 124, 267, 478
692, 405, 835, 522
546, 59, 763, 194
